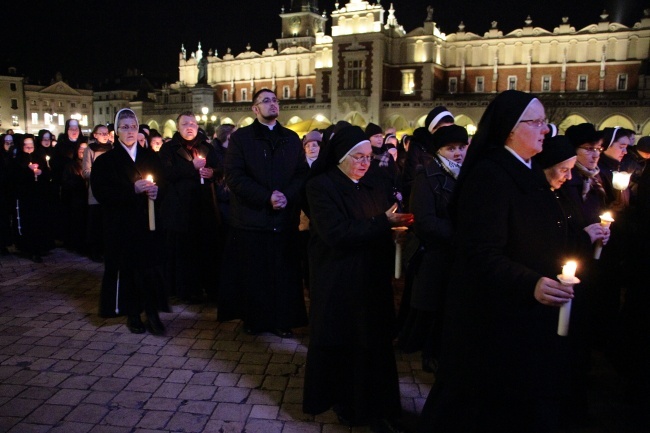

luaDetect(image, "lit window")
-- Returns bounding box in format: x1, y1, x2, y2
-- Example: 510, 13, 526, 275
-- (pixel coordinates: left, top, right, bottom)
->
508, 76, 517, 91
306, 84, 313, 98
617, 74, 628, 91
283, 86, 290, 99
58, 101, 64, 107
449, 77, 458, 94
542, 76, 551, 92
476, 77, 484, 93
401, 69, 415, 95
32, 113, 38, 124
11, 115, 19, 127
45, 113, 53, 124
578, 75, 588, 91
345, 59, 366, 90
59, 115, 65, 126
31, 100, 37, 105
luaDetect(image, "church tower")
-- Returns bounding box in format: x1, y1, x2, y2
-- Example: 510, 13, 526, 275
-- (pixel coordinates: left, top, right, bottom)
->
278, 0, 327, 51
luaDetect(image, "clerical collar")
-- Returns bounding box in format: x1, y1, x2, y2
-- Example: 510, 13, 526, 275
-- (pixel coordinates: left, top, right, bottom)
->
120, 141, 138, 162
504, 145, 532, 169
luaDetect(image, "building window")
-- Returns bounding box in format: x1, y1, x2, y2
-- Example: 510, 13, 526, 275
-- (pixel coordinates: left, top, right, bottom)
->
59, 115, 65, 126
306, 84, 313, 98
58, 101, 64, 107
345, 59, 366, 90
542, 76, 551, 92
508, 76, 517, 90
44, 100, 50, 107
163, 93, 169, 104
283, 86, 290, 99
11, 99, 18, 109
181, 93, 186, 103
401, 69, 415, 95
44, 113, 53, 125
578, 75, 588, 91
71, 103, 76, 108
31, 100, 36, 106
10, 83, 16, 91
31, 113, 38, 124
82, 103, 87, 109
99, 107, 103, 115
617, 73, 628, 91
241, 88, 248, 101
12, 115, 19, 127
222, 90, 228, 102
475, 77, 485, 93
448, 77, 458, 94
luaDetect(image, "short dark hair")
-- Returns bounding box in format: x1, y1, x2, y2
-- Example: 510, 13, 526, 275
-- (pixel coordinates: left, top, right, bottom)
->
252, 88, 276, 104
176, 111, 196, 124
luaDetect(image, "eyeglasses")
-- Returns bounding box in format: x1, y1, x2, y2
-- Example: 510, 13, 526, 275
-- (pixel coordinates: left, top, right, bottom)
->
578, 146, 603, 154
519, 118, 548, 128
119, 125, 138, 131
348, 154, 373, 164
255, 97, 279, 105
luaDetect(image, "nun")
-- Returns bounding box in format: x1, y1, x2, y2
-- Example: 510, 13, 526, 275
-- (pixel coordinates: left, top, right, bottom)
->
91, 108, 169, 335
302, 125, 413, 433
419, 90, 574, 433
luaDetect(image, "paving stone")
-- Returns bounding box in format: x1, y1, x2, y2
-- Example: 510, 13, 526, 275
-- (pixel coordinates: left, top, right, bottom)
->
143, 397, 183, 411
212, 386, 250, 403
65, 404, 110, 423
0, 397, 44, 417
151, 383, 185, 399
203, 419, 245, 433
101, 407, 144, 427
165, 411, 209, 433
111, 390, 151, 409
47, 388, 91, 405
24, 403, 73, 424
244, 418, 284, 433
249, 404, 280, 419
178, 400, 217, 415
177, 384, 216, 401
48, 421, 94, 433
6, 423, 51, 433
136, 410, 174, 429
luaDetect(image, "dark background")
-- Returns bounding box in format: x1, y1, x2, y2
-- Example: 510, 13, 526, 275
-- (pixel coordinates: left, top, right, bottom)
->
3, 0, 646, 87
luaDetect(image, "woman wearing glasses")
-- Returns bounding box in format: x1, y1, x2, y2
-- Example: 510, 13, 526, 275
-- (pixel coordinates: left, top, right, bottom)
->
418, 91, 573, 432
303, 125, 413, 433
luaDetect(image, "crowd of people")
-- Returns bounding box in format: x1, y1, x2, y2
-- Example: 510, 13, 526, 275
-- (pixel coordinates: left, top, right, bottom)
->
1, 88, 648, 433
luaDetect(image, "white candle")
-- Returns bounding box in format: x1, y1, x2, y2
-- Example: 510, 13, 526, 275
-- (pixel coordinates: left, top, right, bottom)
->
146, 175, 155, 231
392, 226, 408, 279
557, 260, 579, 337
45, 155, 50, 168
199, 156, 205, 184
611, 171, 631, 191
594, 212, 614, 260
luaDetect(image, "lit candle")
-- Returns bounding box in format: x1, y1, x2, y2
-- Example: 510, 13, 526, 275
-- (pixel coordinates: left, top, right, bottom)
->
557, 260, 580, 337
45, 155, 50, 169
198, 156, 205, 184
593, 212, 614, 260
392, 226, 408, 279
146, 175, 155, 231
31, 163, 39, 181
611, 171, 631, 191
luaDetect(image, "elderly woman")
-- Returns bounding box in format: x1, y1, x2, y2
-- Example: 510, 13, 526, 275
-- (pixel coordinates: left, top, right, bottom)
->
302, 125, 413, 433
398, 124, 468, 373
91, 108, 168, 334
419, 90, 574, 432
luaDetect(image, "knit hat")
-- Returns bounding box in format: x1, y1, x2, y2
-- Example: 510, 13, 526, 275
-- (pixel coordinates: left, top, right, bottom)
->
636, 136, 650, 153
425, 106, 454, 133
430, 124, 469, 153
334, 126, 371, 163
565, 123, 602, 148
534, 135, 576, 169
365, 123, 383, 138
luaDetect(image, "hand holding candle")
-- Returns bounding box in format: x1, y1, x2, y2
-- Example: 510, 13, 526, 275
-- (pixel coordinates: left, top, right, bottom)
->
392, 226, 408, 279
557, 260, 580, 337
29, 163, 40, 181
196, 156, 206, 184
146, 175, 156, 231
594, 211, 614, 259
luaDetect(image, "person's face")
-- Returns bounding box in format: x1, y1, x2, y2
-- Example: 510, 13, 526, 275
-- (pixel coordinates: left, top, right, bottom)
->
304, 141, 320, 159
137, 133, 147, 147
150, 137, 163, 152
252, 92, 279, 123
507, 100, 549, 159
117, 118, 138, 146
3, 135, 14, 150
67, 123, 80, 141
108, 131, 115, 142
40, 134, 52, 148
544, 156, 577, 190
603, 136, 630, 162
339, 142, 372, 181
575, 140, 602, 170
94, 127, 109, 144
369, 134, 383, 148
23, 139, 35, 154
77, 143, 88, 160
387, 147, 398, 161
438, 143, 467, 164
178, 115, 198, 141
637, 149, 650, 160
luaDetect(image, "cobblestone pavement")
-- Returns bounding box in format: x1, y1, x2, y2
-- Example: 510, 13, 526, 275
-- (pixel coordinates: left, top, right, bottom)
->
0, 248, 431, 433
1, 248, 645, 433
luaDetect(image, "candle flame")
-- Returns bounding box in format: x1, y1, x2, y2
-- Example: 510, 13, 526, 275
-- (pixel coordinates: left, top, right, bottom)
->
599, 212, 615, 223
46, 155, 50, 161
562, 261, 577, 279
146, 175, 153, 182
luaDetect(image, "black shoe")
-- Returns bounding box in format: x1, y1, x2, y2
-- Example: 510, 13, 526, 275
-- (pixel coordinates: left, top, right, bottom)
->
272, 328, 293, 338
146, 312, 165, 335
370, 418, 408, 433
127, 315, 146, 334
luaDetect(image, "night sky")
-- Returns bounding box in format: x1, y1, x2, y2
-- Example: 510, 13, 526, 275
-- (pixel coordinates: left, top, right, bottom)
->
4, 0, 645, 87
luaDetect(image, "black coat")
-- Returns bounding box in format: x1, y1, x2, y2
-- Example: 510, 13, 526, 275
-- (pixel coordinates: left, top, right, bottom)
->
224, 119, 307, 232
90, 142, 164, 269
424, 148, 571, 430
158, 133, 220, 230
409, 157, 455, 310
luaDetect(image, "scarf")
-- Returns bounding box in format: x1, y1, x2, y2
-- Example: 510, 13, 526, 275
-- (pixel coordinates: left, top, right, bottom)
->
437, 154, 462, 179
574, 161, 605, 202
373, 151, 392, 168
178, 134, 202, 158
